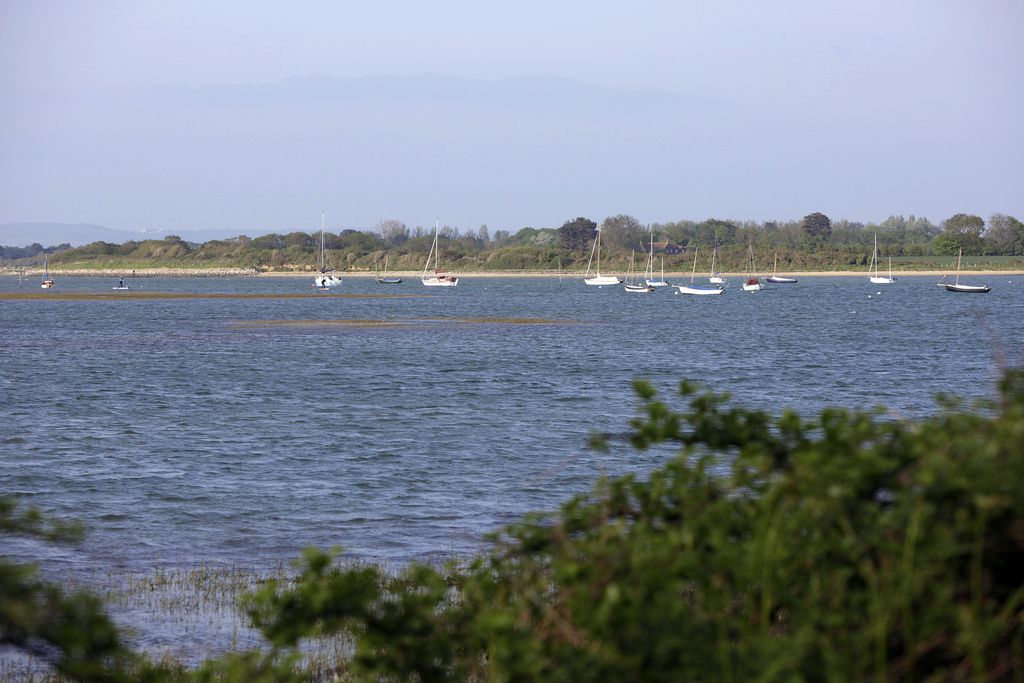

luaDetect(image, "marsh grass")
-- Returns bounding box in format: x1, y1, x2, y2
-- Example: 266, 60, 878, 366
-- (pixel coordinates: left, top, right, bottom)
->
0, 557, 416, 682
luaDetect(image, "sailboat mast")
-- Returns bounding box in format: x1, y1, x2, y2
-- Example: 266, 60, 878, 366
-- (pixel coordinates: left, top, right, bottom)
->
873, 234, 878, 277
690, 247, 698, 284
647, 225, 655, 279
320, 211, 325, 271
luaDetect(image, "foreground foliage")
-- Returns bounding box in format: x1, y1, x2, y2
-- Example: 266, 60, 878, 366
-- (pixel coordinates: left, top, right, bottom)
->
4, 371, 1024, 681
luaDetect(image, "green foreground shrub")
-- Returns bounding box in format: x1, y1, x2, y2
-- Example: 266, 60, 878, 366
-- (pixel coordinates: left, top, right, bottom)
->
4, 372, 1024, 681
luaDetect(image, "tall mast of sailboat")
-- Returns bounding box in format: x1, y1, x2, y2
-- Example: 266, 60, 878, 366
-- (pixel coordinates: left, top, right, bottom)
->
647, 224, 655, 279
320, 211, 325, 271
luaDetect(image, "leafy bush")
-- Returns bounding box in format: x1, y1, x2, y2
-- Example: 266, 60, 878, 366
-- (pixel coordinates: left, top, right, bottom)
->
241, 371, 1024, 681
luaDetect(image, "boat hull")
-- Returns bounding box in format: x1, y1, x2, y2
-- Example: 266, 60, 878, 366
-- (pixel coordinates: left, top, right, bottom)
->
584, 275, 622, 286
869, 276, 896, 284
624, 284, 655, 293
766, 276, 797, 284
313, 274, 342, 288
676, 285, 724, 296
944, 283, 990, 293
645, 280, 671, 287
422, 276, 458, 287
40, 281, 54, 289
742, 278, 763, 292
376, 278, 403, 284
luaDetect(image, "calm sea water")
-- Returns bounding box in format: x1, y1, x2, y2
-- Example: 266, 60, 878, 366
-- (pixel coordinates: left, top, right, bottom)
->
2, 274, 1022, 573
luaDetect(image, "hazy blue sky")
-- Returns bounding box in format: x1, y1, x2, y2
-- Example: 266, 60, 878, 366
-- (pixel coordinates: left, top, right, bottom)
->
2, 0, 1021, 235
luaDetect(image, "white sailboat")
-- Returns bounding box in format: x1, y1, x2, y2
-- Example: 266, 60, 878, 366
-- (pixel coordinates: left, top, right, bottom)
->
709, 236, 726, 284
376, 255, 402, 284
942, 248, 990, 293
676, 247, 725, 296
765, 252, 797, 283
624, 251, 655, 293
583, 225, 621, 286
313, 211, 342, 289
742, 244, 763, 292
868, 234, 896, 284
40, 255, 54, 289
644, 226, 671, 287
422, 220, 458, 287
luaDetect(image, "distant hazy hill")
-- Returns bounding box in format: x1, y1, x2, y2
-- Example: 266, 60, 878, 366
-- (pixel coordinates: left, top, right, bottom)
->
0, 222, 280, 248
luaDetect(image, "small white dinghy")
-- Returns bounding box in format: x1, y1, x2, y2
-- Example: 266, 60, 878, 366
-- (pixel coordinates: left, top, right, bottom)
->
764, 252, 797, 283
676, 247, 724, 295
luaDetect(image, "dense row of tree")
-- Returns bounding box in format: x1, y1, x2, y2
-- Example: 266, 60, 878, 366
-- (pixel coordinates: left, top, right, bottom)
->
5, 212, 1023, 271
0, 242, 71, 260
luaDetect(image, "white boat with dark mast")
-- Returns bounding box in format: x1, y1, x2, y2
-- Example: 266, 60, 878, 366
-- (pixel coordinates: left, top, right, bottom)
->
942, 248, 990, 293
421, 220, 458, 287
313, 211, 342, 289
741, 244, 763, 292
676, 247, 725, 296
868, 234, 896, 284
765, 252, 797, 283
583, 225, 621, 286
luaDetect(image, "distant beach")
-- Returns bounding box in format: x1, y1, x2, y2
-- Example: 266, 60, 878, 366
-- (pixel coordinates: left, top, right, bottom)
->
4, 267, 1022, 279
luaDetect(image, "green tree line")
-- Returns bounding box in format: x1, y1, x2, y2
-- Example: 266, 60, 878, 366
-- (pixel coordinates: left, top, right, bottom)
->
5, 211, 1024, 272
4, 370, 1024, 681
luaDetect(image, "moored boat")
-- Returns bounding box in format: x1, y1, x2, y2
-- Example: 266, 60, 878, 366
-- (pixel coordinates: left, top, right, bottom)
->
676, 247, 724, 295
868, 234, 896, 284
40, 255, 54, 289
765, 252, 797, 283
313, 211, 342, 289
942, 248, 990, 293
741, 244, 763, 292
583, 225, 621, 286
422, 220, 459, 287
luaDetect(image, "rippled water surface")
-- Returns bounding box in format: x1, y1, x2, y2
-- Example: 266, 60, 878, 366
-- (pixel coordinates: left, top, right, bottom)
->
3, 274, 1022, 571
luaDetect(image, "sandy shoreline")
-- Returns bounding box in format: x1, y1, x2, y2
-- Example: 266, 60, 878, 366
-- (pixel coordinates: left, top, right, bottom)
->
4, 267, 1022, 279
